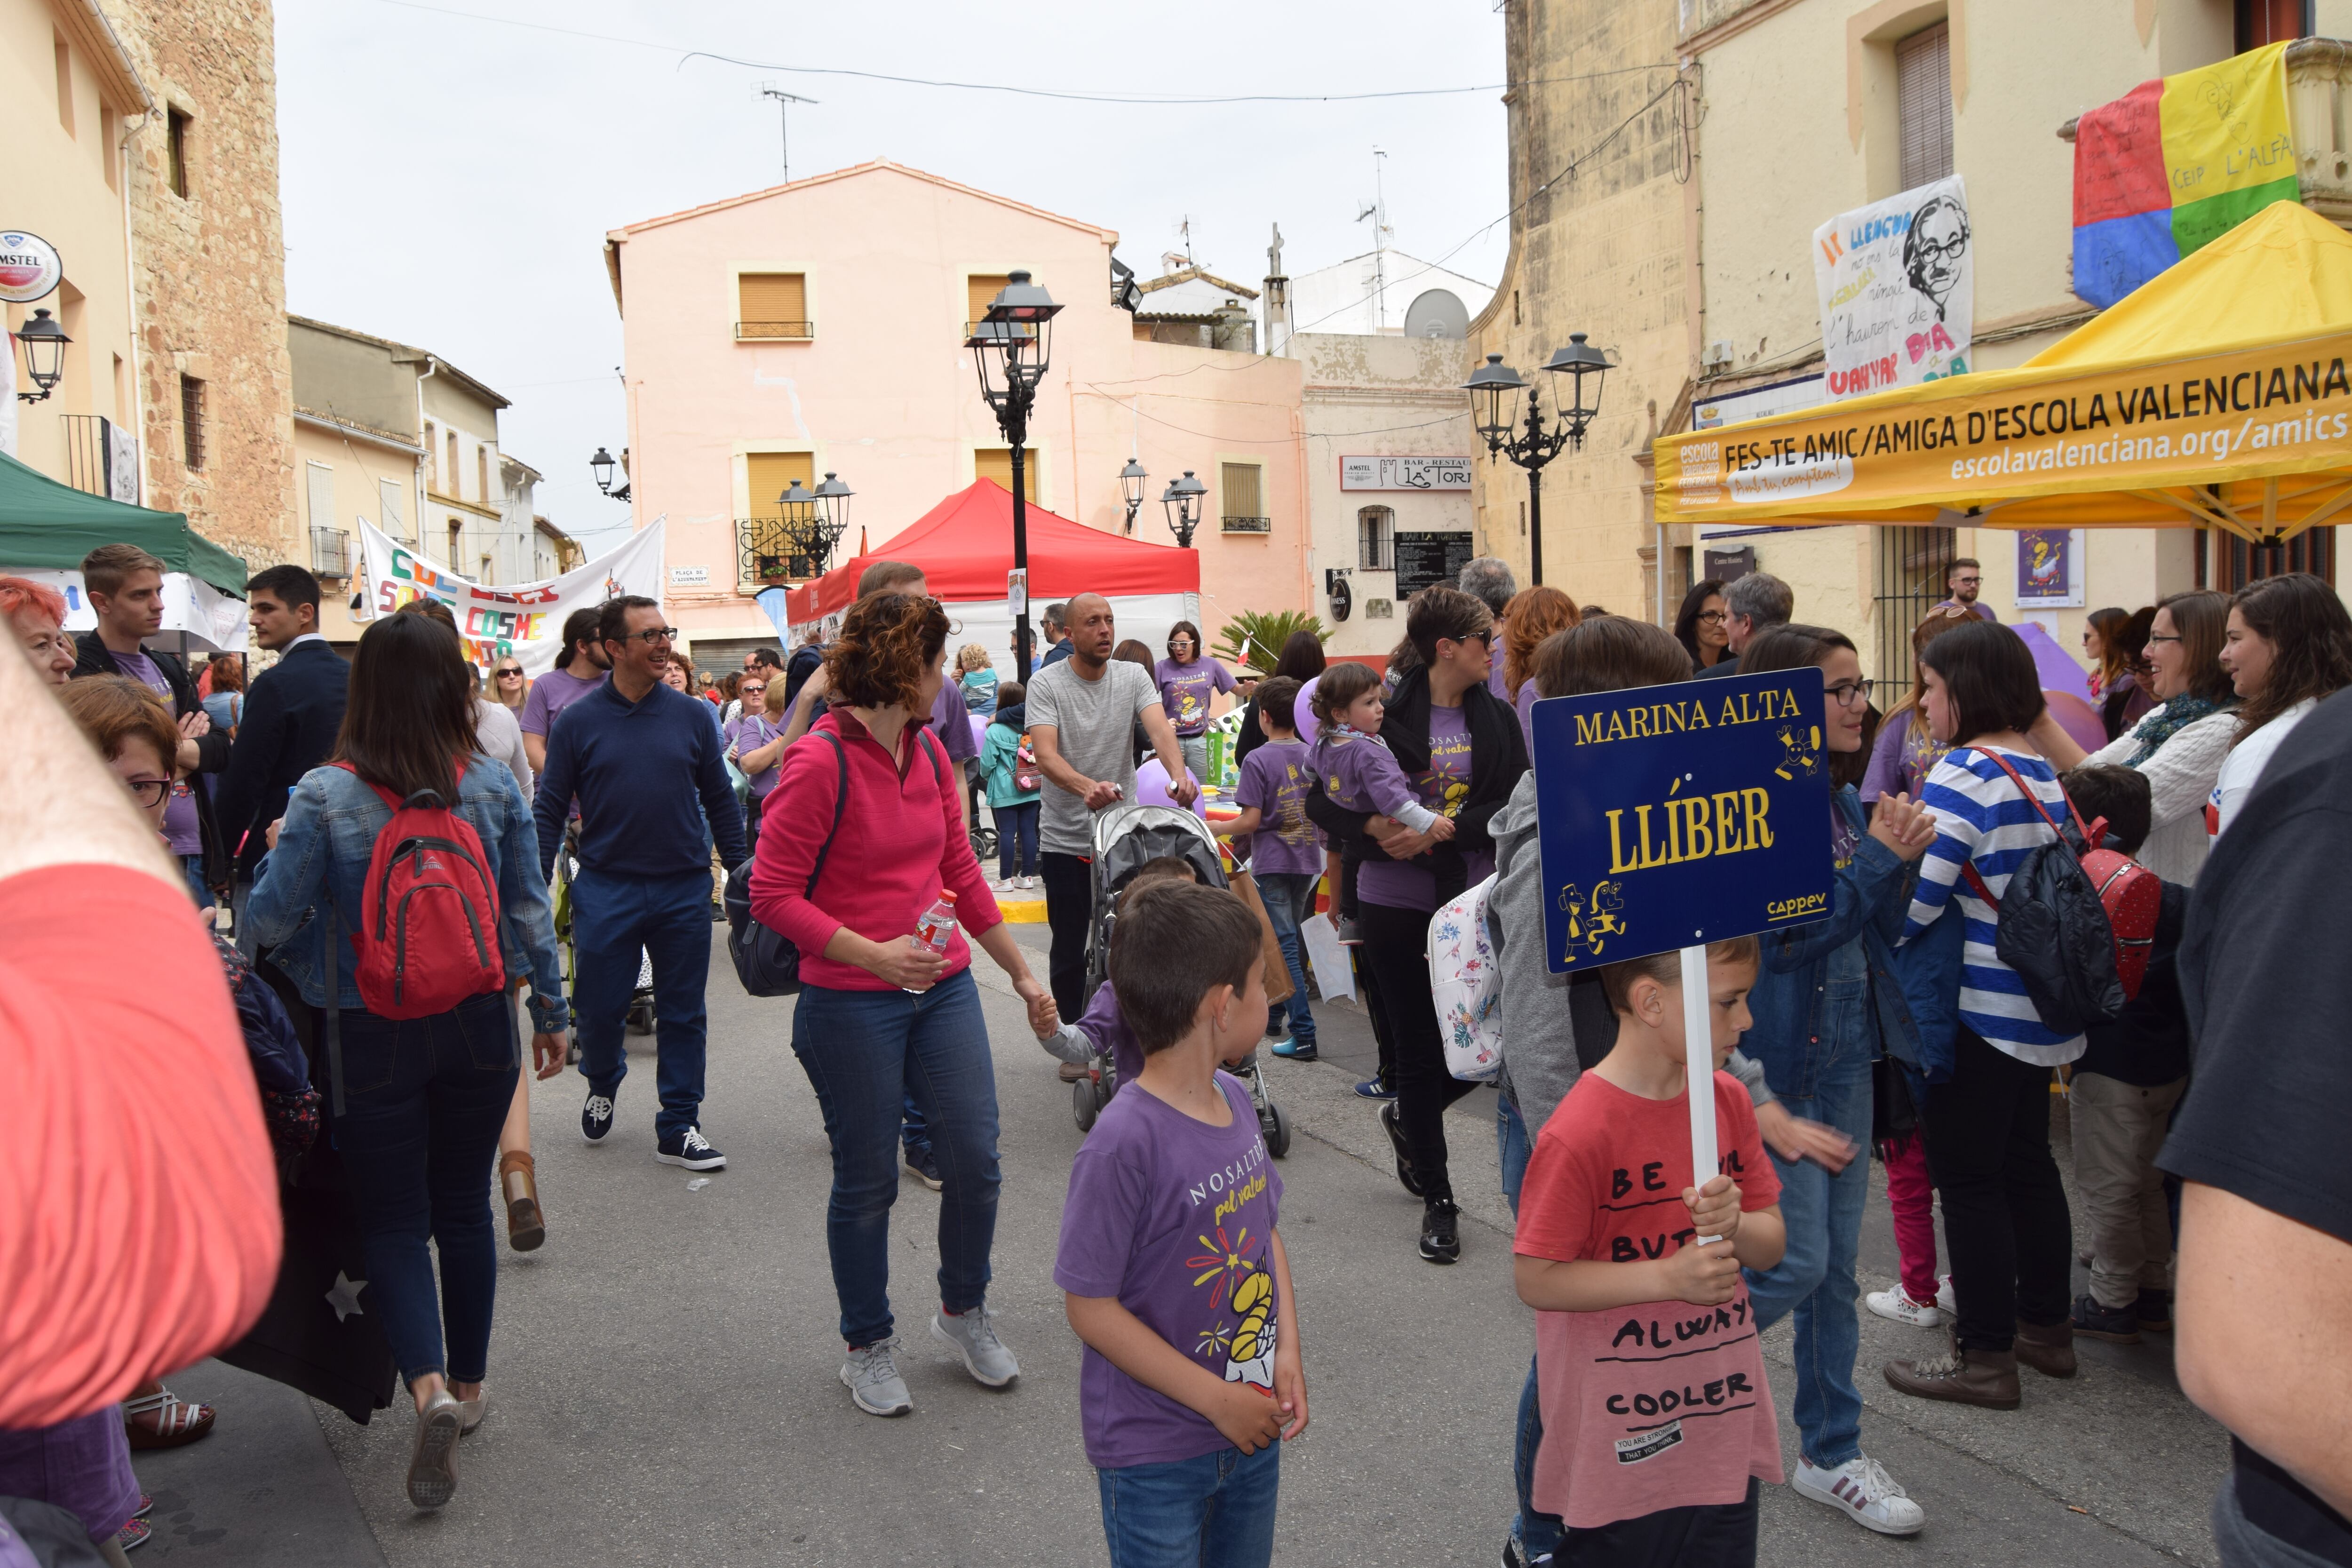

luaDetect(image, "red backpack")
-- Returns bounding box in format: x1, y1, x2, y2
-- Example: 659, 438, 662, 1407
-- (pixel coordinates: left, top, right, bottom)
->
333, 762, 505, 1018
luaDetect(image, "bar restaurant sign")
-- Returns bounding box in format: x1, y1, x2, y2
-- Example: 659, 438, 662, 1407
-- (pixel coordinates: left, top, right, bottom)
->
1529, 669, 1836, 971
1340, 455, 1472, 491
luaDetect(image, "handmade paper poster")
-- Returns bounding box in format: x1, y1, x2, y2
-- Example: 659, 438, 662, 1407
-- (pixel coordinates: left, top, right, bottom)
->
2072, 42, 2295, 308
1812, 175, 1972, 401
354, 516, 667, 677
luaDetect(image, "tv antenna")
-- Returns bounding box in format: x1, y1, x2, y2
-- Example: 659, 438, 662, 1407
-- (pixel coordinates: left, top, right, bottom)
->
1357, 148, 1392, 329
757, 82, 819, 182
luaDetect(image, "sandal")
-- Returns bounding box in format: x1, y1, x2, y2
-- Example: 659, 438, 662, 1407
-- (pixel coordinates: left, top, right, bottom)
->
124, 1385, 215, 1449
501, 1151, 545, 1252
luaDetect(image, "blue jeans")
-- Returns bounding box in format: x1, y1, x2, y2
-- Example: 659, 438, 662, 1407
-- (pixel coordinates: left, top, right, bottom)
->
330, 989, 518, 1384
181, 853, 214, 911
1098, 1442, 1279, 1568
790, 969, 1001, 1347
571, 867, 715, 1141
1498, 1095, 1567, 1561
1741, 1034, 1875, 1469
1256, 872, 1316, 1046
995, 800, 1040, 879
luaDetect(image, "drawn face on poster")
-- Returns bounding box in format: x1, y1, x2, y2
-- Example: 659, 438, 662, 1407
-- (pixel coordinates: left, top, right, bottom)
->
1902, 197, 1971, 322
1813, 175, 1973, 400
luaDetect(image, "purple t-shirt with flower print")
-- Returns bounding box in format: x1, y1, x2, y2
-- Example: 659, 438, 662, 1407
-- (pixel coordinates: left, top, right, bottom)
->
1153, 657, 1235, 738
1233, 738, 1323, 877
1054, 1071, 1285, 1470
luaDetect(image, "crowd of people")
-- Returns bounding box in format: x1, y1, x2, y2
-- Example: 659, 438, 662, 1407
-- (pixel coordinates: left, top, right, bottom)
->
3, 533, 2349, 1568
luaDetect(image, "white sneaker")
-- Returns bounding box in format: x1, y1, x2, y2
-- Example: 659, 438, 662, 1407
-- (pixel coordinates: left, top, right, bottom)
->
1793, 1455, 1926, 1536
1936, 1274, 1956, 1315
1865, 1283, 1947, 1328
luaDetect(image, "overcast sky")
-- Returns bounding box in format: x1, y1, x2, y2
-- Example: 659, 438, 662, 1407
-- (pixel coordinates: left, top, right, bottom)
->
275, 0, 1512, 554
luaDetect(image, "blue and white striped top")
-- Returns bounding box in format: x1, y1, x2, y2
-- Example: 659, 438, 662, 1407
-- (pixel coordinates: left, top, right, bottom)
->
1900, 745, 2088, 1065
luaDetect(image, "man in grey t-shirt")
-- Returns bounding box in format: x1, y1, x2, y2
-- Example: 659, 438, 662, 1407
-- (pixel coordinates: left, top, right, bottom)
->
1025, 593, 1194, 1026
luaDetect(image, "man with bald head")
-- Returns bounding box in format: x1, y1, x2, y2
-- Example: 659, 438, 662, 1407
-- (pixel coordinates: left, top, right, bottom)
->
1024, 593, 1195, 1030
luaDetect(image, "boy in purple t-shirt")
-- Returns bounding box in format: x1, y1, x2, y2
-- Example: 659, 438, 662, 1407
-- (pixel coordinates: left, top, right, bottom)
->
1216, 677, 1324, 1059
1055, 881, 1307, 1568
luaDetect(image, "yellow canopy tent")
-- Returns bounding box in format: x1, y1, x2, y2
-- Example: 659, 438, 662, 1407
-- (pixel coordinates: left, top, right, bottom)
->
1653, 201, 2352, 542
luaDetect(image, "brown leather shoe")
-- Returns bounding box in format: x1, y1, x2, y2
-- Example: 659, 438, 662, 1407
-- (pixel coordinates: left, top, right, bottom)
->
501, 1150, 545, 1252
1057, 1059, 1087, 1083
2014, 1317, 2077, 1377
1884, 1342, 2021, 1409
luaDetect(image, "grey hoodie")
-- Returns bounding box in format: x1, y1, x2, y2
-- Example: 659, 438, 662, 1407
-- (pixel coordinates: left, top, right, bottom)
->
1488, 772, 1772, 1139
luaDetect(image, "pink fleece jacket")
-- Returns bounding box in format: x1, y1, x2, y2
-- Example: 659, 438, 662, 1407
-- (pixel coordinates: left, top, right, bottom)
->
749, 709, 1003, 991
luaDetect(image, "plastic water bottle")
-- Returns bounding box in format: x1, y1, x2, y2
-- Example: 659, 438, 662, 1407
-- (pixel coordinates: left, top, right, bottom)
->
906, 890, 958, 991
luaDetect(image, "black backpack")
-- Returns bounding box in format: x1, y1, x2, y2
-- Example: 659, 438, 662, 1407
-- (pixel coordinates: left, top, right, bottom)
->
1959, 749, 2126, 1036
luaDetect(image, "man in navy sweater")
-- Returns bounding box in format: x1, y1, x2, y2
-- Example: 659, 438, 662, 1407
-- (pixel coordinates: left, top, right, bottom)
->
535, 596, 747, 1171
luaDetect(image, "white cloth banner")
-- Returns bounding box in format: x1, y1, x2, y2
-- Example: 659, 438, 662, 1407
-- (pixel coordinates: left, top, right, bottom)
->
354, 515, 666, 677
1812, 175, 1972, 400
0, 567, 246, 650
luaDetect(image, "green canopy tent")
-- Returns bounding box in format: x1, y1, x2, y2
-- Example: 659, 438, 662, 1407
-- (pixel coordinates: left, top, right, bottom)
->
0, 447, 247, 595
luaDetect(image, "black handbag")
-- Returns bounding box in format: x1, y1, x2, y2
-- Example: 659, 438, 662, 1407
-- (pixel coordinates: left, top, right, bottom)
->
725, 732, 848, 997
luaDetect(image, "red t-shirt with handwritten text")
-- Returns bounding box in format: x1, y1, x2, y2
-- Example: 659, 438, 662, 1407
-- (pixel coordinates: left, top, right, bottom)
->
1513, 1070, 1783, 1528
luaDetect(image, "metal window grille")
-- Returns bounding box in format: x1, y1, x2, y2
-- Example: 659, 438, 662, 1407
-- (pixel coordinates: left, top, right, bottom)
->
2198, 525, 2334, 590
1871, 524, 1956, 710
61, 415, 110, 496
179, 376, 206, 470
1220, 462, 1269, 532
1896, 24, 1953, 190
310, 525, 350, 578
1358, 506, 1394, 569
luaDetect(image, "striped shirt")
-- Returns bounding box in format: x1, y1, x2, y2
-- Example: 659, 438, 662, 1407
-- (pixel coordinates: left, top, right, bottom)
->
1901, 745, 2087, 1065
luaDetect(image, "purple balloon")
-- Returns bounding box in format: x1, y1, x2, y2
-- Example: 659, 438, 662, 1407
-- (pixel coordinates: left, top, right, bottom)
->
1135, 757, 1207, 820
1293, 675, 1321, 746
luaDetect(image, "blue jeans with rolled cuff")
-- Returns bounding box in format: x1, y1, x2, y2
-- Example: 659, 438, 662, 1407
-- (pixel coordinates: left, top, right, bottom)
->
330, 989, 519, 1385
1097, 1441, 1279, 1568
790, 968, 1001, 1347
1255, 871, 1316, 1047
571, 867, 715, 1142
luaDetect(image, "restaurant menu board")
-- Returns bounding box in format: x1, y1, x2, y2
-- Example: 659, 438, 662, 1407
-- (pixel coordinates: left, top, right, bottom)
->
1392, 531, 1474, 601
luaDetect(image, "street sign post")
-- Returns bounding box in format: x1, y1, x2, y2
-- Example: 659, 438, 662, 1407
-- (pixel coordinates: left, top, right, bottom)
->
1529, 667, 1836, 1207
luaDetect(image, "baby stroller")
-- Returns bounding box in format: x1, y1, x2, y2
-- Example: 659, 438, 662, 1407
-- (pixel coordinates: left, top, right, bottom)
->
1071, 805, 1291, 1157
550, 828, 656, 1060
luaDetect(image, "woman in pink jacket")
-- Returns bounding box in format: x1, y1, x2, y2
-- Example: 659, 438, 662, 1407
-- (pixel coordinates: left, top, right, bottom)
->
751, 591, 1054, 1422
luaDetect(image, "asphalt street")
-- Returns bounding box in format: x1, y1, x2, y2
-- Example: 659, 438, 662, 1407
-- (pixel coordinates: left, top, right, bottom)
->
135, 921, 2228, 1566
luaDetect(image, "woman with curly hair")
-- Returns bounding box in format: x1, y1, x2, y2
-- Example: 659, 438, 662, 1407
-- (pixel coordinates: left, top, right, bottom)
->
750, 591, 1056, 1420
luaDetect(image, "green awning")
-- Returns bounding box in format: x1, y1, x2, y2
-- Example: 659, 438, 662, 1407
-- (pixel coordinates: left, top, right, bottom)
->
0, 449, 248, 596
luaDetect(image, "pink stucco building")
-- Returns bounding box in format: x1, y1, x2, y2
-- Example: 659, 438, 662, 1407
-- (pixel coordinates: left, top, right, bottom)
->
602, 160, 1311, 664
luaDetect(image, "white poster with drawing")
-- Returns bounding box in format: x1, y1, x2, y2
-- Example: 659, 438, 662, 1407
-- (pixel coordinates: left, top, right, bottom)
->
1812, 176, 1972, 401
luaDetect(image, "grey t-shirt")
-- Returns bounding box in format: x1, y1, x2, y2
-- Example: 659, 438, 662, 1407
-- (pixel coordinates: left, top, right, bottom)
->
1025, 658, 1162, 855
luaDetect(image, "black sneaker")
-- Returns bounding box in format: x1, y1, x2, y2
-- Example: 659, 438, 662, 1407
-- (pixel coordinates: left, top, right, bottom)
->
1419, 1199, 1461, 1265
581, 1089, 615, 1144
2071, 1292, 2140, 1345
655, 1126, 726, 1170
905, 1146, 944, 1192
2134, 1288, 2173, 1333
1380, 1100, 1425, 1198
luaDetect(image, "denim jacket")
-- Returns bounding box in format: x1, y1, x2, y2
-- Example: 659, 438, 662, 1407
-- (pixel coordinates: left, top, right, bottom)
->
246, 757, 569, 1034
1741, 786, 1922, 1097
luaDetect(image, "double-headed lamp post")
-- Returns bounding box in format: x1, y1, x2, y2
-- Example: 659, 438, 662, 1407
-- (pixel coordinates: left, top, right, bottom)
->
965, 269, 1062, 679
1464, 332, 1612, 586
776, 471, 854, 579
1160, 470, 1208, 549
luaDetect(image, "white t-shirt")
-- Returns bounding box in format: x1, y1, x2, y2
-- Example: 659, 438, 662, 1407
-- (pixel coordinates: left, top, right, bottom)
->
2210, 697, 2317, 840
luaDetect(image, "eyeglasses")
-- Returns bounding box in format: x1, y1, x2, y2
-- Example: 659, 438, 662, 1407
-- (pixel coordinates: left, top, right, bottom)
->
2146, 633, 2183, 645
1695, 610, 1726, 625
615, 626, 679, 646
1825, 680, 1870, 708
121, 777, 170, 808
1950, 575, 1982, 588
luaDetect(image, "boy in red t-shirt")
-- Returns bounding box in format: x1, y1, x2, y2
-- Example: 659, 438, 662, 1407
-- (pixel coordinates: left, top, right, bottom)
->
1513, 936, 1787, 1565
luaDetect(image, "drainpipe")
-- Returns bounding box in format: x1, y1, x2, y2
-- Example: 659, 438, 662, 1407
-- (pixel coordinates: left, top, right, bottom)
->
117, 105, 151, 503
413, 355, 437, 554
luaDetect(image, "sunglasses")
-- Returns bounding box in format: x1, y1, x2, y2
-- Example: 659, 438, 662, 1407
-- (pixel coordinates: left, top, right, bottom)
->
495, 667, 524, 678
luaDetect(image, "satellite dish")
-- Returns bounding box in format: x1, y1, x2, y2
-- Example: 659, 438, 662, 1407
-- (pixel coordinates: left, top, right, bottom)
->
1403, 289, 1470, 340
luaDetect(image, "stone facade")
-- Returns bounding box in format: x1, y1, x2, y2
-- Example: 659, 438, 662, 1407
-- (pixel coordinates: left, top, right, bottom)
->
100, 0, 296, 578
1470, 0, 1694, 619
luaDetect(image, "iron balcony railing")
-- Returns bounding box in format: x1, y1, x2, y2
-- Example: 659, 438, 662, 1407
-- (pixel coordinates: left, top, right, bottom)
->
1220, 514, 1272, 534
734, 320, 815, 340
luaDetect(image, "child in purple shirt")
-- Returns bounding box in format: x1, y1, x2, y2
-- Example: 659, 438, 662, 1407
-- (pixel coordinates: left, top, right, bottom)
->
1309, 663, 1474, 912
1216, 677, 1324, 1058
1054, 880, 1307, 1568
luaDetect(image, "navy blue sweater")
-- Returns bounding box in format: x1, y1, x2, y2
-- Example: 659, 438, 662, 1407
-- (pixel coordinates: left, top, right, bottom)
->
534, 677, 747, 883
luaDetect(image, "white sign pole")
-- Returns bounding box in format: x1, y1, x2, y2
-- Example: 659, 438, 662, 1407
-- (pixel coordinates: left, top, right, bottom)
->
1679, 942, 1721, 1242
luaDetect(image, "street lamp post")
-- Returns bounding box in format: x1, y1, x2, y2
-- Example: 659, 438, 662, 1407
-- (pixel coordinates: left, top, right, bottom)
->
965, 270, 1062, 680
13, 309, 69, 402
588, 445, 630, 502
1119, 457, 1149, 534
1464, 334, 1611, 586
1160, 470, 1208, 549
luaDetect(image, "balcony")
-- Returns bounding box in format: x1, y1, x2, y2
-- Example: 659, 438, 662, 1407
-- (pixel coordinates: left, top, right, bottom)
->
1220, 514, 1272, 534
60, 414, 113, 497
735, 515, 845, 587
310, 525, 350, 579
735, 320, 815, 341
2059, 39, 2352, 222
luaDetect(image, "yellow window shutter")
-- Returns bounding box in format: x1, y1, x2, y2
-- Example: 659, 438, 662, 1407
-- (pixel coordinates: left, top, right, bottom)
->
974, 448, 1014, 492
745, 451, 812, 517
738, 273, 809, 337
1221, 462, 1263, 521
966, 274, 1010, 333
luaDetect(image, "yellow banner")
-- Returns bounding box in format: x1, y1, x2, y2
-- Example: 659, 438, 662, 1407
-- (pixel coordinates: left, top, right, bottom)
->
1654, 331, 2352, 532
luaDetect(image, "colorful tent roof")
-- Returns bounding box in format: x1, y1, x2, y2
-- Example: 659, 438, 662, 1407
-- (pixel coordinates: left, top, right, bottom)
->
0, 449, 247, 594
1652, 201, 2352, 541
785, 479, 1198, 624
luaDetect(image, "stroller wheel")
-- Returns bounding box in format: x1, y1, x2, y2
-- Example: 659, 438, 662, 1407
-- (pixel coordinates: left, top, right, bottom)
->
1073, 1072, 1104, 1132
1264, 1101, 1292, 1160
565, 1031, 582, 1067
625, 998, 655, 1035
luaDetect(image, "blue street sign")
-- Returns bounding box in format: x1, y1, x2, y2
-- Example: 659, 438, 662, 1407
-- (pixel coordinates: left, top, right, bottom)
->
1531, 667, 1836, 973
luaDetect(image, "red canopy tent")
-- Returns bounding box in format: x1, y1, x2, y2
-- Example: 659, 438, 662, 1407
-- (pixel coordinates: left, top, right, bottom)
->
784, 479, 1198, 628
